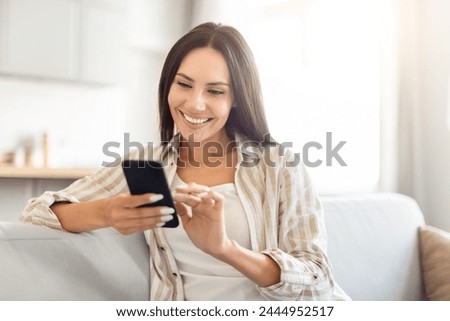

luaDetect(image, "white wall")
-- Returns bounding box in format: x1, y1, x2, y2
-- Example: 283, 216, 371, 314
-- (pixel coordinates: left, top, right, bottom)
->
0, 77, 128, 168
0, 0, 190, 169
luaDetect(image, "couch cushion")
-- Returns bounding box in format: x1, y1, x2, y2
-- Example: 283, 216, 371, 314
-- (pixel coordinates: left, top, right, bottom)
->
322, 193, 425, 300
420, 225, 450, 300
0, 222, 149, 300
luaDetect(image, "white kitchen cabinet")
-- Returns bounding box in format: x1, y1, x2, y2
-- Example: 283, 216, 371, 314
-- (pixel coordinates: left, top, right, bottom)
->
0, 0, 127, 84
0, 167, 94, 222
78, 0, 127, 84
0, 0, 77, 79
0, 178, 76, 222
0, 178, 33, 222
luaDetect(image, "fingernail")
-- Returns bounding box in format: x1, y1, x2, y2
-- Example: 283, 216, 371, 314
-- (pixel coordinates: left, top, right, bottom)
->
155, 222, 165, 227
160, 214, 174, 222
149, 194, 164, 202
160, 207, 175, 215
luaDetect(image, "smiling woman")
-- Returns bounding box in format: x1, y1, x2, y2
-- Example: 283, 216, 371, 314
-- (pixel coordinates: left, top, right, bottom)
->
168, 48, 237, 188
158, 22, 270, 146
168, 47, 234, 146
20, 22, 349, 301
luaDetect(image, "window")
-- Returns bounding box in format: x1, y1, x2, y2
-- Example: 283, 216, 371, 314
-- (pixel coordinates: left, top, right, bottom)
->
199, 0, 382, 193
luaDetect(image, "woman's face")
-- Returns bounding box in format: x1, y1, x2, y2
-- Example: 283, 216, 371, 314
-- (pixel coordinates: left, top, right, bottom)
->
168, 47, 233, 145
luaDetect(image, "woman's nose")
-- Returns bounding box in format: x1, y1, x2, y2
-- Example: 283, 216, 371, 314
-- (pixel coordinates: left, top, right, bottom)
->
186, 90, 206, 111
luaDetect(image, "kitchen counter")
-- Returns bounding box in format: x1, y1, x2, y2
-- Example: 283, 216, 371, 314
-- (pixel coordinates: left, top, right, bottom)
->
0, 166, 95, 180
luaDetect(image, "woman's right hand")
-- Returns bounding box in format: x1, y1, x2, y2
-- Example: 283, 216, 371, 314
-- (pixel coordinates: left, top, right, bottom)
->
103, 193, 175, 235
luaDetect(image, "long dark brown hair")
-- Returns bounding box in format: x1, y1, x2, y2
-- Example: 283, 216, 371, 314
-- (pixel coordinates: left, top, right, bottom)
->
158, 22, 271, 144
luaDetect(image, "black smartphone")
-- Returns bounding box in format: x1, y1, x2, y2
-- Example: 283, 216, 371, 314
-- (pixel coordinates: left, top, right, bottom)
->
121, 160, 179, 228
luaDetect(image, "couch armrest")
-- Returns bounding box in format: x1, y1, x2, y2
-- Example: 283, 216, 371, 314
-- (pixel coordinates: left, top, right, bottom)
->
322, 193, 426, 300
0, 222, 149, 300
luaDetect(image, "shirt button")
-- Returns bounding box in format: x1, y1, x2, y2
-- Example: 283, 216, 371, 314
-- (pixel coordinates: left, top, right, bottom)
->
160, 247, 165, 251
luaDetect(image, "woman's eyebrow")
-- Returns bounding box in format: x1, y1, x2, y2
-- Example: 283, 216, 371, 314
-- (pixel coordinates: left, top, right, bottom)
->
176, 73, 194, 82
176, 73, 230, 87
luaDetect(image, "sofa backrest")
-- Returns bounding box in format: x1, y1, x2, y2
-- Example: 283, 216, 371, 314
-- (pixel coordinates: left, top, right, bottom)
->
322, 193, 426, 300
1, 192, 426, 301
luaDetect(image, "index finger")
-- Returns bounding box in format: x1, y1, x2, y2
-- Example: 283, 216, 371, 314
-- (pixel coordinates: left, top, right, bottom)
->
175, 182, 210, 194
122, 193, 165, 208
201, 191, 224, 204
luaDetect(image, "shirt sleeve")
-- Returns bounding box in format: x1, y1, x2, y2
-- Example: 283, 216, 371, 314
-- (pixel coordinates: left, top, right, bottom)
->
258, 149, 350, 301
20, 164, 128, 230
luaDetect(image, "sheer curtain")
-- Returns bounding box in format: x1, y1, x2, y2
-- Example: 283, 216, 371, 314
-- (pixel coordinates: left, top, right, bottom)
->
381, 0, 450, 230
394, 0, 450, 230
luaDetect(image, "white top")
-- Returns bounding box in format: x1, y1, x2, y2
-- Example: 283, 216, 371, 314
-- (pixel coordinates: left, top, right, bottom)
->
163, 173, 266, 300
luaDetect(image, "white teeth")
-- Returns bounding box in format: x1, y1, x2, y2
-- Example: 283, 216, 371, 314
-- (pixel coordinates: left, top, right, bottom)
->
182, 112, 209, 124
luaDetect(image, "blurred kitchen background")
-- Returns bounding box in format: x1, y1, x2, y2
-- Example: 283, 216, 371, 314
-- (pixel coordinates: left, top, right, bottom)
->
0, 0, 449, 230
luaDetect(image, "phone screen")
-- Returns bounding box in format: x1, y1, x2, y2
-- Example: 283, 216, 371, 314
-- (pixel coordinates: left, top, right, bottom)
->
121, 160, 179, 228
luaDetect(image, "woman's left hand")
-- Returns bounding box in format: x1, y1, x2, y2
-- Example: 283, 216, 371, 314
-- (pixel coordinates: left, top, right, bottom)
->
172, 183, 232, 257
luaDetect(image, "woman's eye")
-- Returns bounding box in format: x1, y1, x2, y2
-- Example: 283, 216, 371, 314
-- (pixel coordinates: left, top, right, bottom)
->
177, 81, 191, 88
208, 89, 224, 95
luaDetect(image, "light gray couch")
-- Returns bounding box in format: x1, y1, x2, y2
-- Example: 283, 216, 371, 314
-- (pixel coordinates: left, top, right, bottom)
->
0, 193, 425, 300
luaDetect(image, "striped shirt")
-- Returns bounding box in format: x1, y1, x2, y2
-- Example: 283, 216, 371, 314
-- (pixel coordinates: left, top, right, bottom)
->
21, 135, 350, 300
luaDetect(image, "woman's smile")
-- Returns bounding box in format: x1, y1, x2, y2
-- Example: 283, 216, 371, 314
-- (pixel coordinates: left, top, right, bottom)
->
180, 111, 212, 125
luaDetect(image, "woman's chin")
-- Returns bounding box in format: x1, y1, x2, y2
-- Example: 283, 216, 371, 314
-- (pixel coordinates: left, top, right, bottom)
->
176, 124, 229, 146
